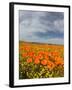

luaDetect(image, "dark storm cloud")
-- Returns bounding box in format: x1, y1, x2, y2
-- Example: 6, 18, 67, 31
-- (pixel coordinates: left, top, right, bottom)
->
33, 31, 64, 39
19, 10, 64, 44
40, 12, 64, 22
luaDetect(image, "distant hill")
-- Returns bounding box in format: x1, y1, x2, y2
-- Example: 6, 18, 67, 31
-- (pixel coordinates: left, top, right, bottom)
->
19, 41, 64, 46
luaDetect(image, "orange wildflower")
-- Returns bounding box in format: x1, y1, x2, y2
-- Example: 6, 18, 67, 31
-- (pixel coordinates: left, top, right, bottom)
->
24, 46, 30, 51
55, 57, 64, 65
44, 52, 48, 56
41, 59, 47, 65
38, 54, 43, 59
22, 53, 27, 57
55, 60, 64, 65
47, 60, 55, 70
34, 58, 40, 64
27, 58, 32, 63
28, 52, 34, 57
44, 55, 49, 59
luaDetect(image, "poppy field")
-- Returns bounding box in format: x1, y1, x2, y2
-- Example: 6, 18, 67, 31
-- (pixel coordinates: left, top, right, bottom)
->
19, 41, 64, 79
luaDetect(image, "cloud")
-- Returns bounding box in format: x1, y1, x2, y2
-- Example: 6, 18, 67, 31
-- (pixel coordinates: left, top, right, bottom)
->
19, 10, 64, 44
54, 19, 64, 33
40, 12, 64, 22
33, 31, 64, 39
46, 38, 64, 45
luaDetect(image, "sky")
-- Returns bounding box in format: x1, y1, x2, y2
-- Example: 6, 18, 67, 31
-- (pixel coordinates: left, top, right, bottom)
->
19, 10, 64, 45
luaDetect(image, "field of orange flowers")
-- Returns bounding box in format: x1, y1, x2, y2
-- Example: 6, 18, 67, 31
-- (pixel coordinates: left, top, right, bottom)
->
19, 41, 64, 79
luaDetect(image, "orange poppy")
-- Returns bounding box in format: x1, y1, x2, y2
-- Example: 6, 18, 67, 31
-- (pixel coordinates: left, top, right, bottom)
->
41, 59, 47, 65
38, 54, 43, 59
47, 61, 55, 70
22, 53, 27, 57
34, 58, 40, 64
28, 52, 34, 57
54, 56, 63, 65
27, 58, 32, 63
